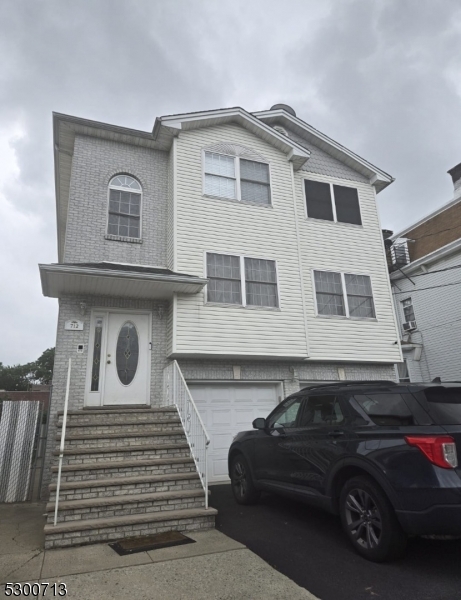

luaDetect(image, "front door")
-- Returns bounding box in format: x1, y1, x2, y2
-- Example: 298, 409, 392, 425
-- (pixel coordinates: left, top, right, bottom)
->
86, 311, 151, 406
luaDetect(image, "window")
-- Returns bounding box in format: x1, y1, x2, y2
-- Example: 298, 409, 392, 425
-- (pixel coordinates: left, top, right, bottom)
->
206, 253, 278, 308
206, 253, 242, 305
244, 258, 278, 307
353, 393, 415, 426
267, 396, 303, 429
204, 152, 271, 205
402, 298, 416, 325
305, 180, 362, 225
313, 270, 376, 319
298, 395, 345, 427
397, 360, 410, 383
108, 175, 142, 238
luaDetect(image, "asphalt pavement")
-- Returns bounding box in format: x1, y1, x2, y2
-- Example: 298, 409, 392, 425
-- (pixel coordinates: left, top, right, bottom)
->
210, 483, 461, 600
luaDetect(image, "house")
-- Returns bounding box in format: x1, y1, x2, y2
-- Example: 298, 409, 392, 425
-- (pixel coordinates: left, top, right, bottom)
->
388, 162, 461, 383
39, 103, 401, 547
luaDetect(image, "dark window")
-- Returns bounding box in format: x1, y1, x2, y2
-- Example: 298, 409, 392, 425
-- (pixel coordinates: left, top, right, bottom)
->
418, 388, 461, 425
305, 180, 334, 221
333, 185, 362, 225
267, 396, 303, 428
353, 393, 415, 426
298, 395, 345, 427
90, 318, 103, 392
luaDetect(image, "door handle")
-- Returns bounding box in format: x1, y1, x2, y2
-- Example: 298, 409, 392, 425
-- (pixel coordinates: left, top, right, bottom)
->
328, 430, 345, 437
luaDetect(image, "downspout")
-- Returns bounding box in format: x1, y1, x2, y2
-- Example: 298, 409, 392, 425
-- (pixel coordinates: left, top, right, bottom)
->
290, 163, 310, 358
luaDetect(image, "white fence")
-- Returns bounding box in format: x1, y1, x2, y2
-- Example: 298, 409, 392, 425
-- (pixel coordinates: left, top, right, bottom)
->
163, 360, 210, 508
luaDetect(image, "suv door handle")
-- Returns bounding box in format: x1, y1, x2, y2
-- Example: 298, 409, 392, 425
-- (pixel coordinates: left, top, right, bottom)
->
328, 430, 345, 437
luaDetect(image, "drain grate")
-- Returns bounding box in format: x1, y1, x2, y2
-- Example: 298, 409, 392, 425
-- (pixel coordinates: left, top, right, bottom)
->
109, 531, 196, 555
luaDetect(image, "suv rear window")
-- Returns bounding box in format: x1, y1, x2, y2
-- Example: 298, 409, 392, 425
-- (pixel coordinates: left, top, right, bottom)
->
417, 388, 461, 425
353, 393, 415, 426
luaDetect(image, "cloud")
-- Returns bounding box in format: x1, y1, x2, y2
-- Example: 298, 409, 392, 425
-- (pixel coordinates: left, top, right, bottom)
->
1, 0, 460, 363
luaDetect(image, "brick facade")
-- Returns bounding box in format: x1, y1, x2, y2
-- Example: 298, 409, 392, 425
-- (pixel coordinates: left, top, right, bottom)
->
406, 201, 461, 262
64, 135, 169, 266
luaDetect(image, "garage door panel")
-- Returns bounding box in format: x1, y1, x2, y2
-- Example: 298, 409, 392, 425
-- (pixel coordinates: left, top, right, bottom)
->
234, 409, 254, 426
211, 409, 232, 426
212, 433, 233, 450
211, 459, 229, 479
189, 383, 278, 483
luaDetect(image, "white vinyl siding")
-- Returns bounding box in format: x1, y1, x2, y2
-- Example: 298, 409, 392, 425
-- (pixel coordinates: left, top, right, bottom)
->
174, 124, 306, 359
294, 170, 401, 362
172, 123, 401, 363
392, 249, 461, 382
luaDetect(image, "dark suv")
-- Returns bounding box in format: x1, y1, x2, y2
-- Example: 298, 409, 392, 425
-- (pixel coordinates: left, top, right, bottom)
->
227, 381, 461, 562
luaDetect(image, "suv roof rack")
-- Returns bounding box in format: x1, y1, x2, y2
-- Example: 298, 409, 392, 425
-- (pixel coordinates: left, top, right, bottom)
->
299, 380, 398, 392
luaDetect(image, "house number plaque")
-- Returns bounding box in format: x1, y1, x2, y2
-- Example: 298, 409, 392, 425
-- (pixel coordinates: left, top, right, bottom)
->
65, 320, 84, 331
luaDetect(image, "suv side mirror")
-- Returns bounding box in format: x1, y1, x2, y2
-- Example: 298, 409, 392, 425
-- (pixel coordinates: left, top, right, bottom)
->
252, 418, 266, 430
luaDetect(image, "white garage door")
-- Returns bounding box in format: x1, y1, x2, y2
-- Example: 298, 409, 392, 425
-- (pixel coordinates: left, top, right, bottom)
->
188, 383, 279, 483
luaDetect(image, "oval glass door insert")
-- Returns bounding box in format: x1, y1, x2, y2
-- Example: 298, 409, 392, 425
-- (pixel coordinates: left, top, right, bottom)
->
116, 321, 139, 385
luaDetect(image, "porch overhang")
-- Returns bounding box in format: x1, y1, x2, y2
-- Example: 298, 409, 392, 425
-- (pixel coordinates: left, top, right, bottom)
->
39, 262, 208, 300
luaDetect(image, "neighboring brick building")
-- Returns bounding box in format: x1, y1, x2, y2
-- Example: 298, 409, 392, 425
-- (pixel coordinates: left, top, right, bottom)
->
388, 162, 461, 383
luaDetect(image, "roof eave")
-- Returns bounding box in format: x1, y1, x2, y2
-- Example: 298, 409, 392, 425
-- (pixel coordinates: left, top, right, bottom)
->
154, 107, 311, 170
253, 109, 394, 191
39, 263, 208, 300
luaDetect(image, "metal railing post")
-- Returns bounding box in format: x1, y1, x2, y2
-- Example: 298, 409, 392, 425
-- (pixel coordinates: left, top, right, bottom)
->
163, 360, 211, 510
54, 358, 71, 526
204, 441, 209, 509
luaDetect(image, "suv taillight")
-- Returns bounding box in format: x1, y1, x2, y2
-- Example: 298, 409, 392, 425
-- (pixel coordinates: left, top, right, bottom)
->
405, 436, 458, 469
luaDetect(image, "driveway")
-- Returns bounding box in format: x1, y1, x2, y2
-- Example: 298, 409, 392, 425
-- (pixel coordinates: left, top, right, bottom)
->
210, 484, 461, 600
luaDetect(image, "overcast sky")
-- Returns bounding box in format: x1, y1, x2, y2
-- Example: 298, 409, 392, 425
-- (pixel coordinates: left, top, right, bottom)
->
1, 0, 461, 365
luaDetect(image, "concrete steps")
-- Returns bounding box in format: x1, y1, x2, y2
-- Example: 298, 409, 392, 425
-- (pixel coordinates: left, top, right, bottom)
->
56, 430, 186, 449
48, 472, 202, 502
45, 405, 215, 549
46, 489, 206, 523
44, 507, 217, 548
51, 457, 196, 482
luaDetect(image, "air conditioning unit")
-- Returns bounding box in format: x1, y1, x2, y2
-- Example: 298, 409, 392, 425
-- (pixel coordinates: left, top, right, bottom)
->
403, 321, 417, 332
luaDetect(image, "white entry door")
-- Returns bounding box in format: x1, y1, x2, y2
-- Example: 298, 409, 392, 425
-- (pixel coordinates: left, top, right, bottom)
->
188, 383, 278, 483
86, 311, 151, 406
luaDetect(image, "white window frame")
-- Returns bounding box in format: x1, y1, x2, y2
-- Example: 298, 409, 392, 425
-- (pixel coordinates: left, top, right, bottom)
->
302, 177, 362, 227
312, 269, 377, 320
106, 174, 143, 240
202, 151, 272, 206
401, 297, 416, 326
204, 251, 280, 309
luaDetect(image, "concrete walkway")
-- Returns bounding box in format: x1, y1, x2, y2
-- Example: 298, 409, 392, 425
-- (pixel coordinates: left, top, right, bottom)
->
0, 503, 319, 599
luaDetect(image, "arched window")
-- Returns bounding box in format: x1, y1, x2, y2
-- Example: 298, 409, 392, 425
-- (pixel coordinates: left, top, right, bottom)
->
107, 175, 142, 239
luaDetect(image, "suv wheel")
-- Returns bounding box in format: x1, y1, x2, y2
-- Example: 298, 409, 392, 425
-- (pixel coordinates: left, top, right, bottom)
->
339, 476, 407, 562
230, 454, 261, 505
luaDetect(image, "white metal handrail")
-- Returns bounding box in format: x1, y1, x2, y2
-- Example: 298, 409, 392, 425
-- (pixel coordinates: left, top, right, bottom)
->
53, 358, 71, 526
163, 360, 210, 509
